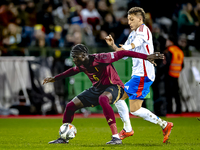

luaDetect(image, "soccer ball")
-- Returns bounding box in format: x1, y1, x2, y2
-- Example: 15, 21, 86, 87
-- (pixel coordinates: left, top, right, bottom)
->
59, 123, 77, 140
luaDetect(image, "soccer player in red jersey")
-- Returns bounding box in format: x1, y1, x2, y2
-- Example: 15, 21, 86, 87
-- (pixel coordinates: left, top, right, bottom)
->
43, 44, 164, 144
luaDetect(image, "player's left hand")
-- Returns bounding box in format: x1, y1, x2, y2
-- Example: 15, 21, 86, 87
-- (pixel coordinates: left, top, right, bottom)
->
147, 52, 164, 66
116, 44, 125, 51
43, 77, 55, 85
105, 34, 115, 46
116, 47, 125, 51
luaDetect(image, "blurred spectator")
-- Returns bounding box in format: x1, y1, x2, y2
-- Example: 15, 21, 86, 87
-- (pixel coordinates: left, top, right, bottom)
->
95, 30, 108, 47
25, 0, 37, 28
68, 5, 83, 26
37, 3, 54, 34
76, 0, 88, 8
52, 1, 70, 29
193, 1, 200, 49
0, 0, 199, 53
177, 3, 196, 35
194, 2, 200, 24
115, 15, 130, 45
0, 1, 17, 27
21, 0, 37, 46
7, 2, 18, 22
152, 23, 166, 53
65, 24, 83, 46
97, 0, 109, 19
177, 33, 191, 56
80, 0, 101, 32
82, 25, 96, 46
145, 12, 153, 31
151, 23, 167, 116
32, 24, 46, 48
47, 25, 64, 48
17, 1, 27, 26
2, 23, 22, 47
66, 0, 78, 9
170, 2, 182, 38
101, 12, 117, 38
164, 36, 184, 114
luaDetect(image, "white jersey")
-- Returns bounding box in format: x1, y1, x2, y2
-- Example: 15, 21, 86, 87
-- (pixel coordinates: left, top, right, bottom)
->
123, 24, 155, 81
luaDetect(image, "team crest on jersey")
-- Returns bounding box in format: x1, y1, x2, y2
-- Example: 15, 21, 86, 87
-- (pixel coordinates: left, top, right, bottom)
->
128, 36, 132, 44
139, 25, 144, 32
101, 54, 107, 59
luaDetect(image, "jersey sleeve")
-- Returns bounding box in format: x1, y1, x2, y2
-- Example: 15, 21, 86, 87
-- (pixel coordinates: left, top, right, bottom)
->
133, 25, 148, 48
94, 51, 147, 64
93, 53, 117, 64
54, 66, 81, 81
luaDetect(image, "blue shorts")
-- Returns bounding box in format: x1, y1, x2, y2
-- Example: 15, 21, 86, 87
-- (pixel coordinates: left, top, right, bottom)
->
124, 75, 153, 100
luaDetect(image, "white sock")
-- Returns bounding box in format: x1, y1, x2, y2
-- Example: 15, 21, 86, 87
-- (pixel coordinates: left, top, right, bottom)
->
115, 100, 132, 132
131, 107, 167, 129
112, 134, 120, 139
157, 118, 168, 129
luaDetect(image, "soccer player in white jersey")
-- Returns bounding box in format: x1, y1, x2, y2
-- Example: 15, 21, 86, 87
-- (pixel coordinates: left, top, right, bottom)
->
105, 7, 173, 143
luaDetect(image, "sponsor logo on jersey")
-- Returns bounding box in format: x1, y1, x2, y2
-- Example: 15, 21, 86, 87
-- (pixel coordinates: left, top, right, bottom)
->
125, 86, 129, 90
110, 52, 114, 59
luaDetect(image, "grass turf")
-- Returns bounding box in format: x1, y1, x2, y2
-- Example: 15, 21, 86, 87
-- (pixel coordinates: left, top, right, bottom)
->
0, 117, 200, 150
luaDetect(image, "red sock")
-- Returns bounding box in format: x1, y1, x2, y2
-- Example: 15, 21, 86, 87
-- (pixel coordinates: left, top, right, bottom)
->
63, 101, 77, 123
109, 123, 118, 135
99, 95, 117, 135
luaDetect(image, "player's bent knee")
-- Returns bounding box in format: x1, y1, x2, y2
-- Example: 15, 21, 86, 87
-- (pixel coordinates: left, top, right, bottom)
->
129, 99, 143, 112
99, 95, 109, 104
129, 103, 142, 112
71, 97, 84, 109
130, 106, 141, 113
66, 101, 77, 112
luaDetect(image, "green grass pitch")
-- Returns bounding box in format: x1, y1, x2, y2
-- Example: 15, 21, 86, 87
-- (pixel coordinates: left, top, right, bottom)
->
0, 117, 200, 150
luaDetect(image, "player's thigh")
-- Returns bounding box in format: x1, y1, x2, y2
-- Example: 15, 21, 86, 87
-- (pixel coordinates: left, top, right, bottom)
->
72, 97, 84, 109
77, 87, 103, 107
129, 99, 143, 112
104, 84, 124, 104
101, 91, 113, 103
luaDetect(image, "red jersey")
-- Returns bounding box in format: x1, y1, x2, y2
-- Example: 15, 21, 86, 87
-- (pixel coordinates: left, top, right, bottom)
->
54, 50, 148, 88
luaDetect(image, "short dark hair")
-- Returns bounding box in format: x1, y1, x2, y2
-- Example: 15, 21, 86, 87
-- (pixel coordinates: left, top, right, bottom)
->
128, 7, 145, 23
71, 44, 89, 54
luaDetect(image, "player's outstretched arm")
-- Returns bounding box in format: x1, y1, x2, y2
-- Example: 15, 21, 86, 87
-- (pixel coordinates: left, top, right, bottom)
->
43, 67, 80, 85
43, 77, 55, 85
146, 52, 164, 66
96, 51, 164, 65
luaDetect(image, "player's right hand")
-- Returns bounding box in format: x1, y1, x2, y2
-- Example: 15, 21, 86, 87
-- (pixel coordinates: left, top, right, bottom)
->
147, 52, 164, 66
105, 34, 114, 46
147, 52, 164, 60
43, 77, 55, 85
